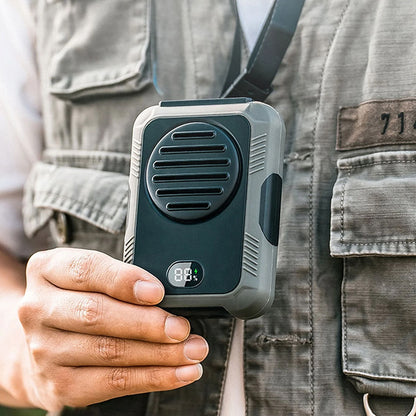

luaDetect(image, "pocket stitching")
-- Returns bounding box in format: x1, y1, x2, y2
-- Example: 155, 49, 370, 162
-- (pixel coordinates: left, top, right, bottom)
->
34, 190, 127, 222
49, 0, 150, 96
339, 160, 416, 246
342, 259, 349, 372
340, 167, 351, 244
343, 260, 416, 380
339, 159, 416, 171
344, 369, 416, 382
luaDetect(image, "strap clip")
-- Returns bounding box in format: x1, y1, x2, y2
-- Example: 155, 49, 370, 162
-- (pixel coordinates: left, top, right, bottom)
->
223, 70, 272, 102
363, 394, 416, 416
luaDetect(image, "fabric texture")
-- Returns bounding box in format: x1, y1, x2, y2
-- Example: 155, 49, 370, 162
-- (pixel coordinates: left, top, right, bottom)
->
22, 0, 416, 415
337, 98, 416, 150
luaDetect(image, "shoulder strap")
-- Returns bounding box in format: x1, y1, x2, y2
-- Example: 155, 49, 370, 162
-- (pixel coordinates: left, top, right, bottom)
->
222, 0, 305, 101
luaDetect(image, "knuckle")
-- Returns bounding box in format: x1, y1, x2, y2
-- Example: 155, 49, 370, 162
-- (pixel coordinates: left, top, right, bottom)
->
107, 263, 123, 295
134, 318, 146, 338
95, 336, 126, 362
18, 296, 42, 327
132, 308, 164, 339
26, 251, 48, 277
152, 343, 171, 361
143, 367, 164, 391
75, 295, 103, 327
68, 252, 97, 286
107, 368, 130, 392
28, 339, 48, 363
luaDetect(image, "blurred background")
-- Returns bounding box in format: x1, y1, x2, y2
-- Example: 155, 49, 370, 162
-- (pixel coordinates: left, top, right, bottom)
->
0, 407, 45, 415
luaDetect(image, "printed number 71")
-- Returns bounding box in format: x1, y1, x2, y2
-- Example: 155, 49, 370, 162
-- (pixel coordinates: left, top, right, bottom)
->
381, 112, 405, 135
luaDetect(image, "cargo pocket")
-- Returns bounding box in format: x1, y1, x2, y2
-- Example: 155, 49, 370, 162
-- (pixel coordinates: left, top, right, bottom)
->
45, 0, 151, 100
331, 150, 416, 397
23, 161, 129, 257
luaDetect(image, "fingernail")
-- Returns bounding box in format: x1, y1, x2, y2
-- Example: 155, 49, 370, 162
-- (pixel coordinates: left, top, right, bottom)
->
164, 316, 190, 341
133, 280, 164, 304
184, 337, 209, 361
176, 364, 203, 382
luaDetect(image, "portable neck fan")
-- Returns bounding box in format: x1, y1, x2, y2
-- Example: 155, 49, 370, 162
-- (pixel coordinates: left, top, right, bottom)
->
124, 98, 285, 320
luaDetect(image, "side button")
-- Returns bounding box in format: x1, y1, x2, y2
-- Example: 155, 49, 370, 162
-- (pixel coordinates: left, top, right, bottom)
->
259, 174, 282, 246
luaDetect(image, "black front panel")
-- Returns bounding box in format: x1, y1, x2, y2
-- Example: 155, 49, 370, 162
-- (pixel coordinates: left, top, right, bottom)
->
145, 121, 241, 222
133, 115, 250, 295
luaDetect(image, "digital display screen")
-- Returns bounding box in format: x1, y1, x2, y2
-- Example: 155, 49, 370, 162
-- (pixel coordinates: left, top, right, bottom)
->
167, 261, 203, 288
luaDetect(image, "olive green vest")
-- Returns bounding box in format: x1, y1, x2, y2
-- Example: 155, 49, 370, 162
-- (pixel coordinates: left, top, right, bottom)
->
25, 1, 416, 415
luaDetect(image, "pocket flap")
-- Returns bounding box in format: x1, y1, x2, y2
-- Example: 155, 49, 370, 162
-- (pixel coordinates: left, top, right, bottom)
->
23, 162, 129, 237
331, 151, 416, 257
47, 0, 150, 99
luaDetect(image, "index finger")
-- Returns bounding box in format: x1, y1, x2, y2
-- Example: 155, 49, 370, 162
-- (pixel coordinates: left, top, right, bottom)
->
27, 248, 165, 305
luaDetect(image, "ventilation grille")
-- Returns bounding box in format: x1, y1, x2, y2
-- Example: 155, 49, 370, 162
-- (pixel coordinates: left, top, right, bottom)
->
249, 133, 267, 175
123, 236, 135, 263
242, 233, 260, 277
146, 122, 241, 222
171, 130, 216, 140
130, 133, 143, 179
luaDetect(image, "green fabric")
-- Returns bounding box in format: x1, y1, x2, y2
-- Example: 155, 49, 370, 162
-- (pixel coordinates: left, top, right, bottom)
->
0, 407, 45, 416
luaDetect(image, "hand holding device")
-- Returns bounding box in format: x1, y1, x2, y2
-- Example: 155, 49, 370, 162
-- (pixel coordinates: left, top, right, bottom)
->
18, 248, 208, 411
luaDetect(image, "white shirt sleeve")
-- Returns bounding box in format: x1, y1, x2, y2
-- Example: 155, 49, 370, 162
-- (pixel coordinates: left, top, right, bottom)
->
0, 0, 43, 258
237, 0, 275, 52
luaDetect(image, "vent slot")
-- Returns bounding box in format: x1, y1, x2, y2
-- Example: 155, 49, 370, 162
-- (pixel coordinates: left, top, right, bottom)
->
166, 202, 211, 211
152, 173, 230, 183
154, 159, 230, 169
146, 121, 241, 221
172, 130, 216, 140
156, 187, 223, 197
160, 145, 226, 154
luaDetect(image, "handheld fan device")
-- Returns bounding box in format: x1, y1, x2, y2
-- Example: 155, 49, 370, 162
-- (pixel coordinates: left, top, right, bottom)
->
124, 98, 285, 319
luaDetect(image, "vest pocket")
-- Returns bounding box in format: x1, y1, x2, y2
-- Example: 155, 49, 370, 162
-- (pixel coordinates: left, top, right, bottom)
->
45, 0, 150, 100
23, 161, 129, 239
330, 150, 416, 397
